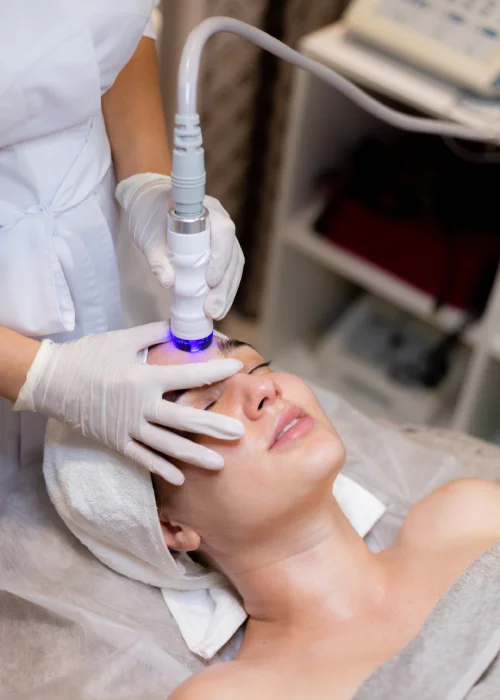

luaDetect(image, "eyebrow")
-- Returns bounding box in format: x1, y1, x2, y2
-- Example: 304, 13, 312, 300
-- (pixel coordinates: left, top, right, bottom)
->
164, 338, 252, 404
217, 338, 253, 356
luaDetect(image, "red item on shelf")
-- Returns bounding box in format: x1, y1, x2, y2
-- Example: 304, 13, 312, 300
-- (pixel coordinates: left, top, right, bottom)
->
319, 199, 499, 311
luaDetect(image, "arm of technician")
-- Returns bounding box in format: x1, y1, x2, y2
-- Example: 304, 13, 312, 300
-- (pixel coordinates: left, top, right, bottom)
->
102, 36, 172, 182
0, 326, 40, 403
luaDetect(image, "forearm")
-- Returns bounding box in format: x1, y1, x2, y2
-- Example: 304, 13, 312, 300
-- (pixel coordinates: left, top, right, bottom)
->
0, 326, 40, 402
102, 37, 172, 182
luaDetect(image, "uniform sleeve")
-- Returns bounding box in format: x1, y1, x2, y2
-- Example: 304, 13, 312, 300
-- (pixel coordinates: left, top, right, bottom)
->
143, 1, 161, 40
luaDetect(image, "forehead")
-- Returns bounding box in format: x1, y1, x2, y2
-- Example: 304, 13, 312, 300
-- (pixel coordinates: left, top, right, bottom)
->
147, 338, 220, 367
147, 336, 257, 367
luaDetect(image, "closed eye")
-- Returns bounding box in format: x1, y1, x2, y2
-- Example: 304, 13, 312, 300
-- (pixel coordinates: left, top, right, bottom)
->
249, 361, 272, 374
203, 360, 272, 410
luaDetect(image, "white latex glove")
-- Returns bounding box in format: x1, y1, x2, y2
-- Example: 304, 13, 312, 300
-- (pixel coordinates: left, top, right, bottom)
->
116, 173, 244, 320
14, 322, 244, 485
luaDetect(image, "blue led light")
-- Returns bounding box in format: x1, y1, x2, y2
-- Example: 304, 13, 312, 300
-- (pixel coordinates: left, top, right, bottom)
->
171, 332, 214, 353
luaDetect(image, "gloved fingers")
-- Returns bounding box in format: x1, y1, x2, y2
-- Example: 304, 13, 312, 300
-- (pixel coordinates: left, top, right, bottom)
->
116, 173, 172, 212
125, 440, 185, 486
205, 198, 236, 289
115, 175, 149, 211
220, 242, 245, 318
149, 358, 243, 392
144, 238, 174, 288
150, 401, 244, 440
136, 423, 225, 470
204, 240, 244, 320
204, 195, 230, 218
119, 173, 175, 288
126, 322, 171, 353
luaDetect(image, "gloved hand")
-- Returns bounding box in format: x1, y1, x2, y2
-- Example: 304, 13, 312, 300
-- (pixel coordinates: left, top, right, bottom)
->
14, 322, 244, 485
116, 173, 244, 320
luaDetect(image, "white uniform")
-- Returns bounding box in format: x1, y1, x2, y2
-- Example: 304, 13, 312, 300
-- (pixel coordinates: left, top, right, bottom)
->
0, 0, 156, 488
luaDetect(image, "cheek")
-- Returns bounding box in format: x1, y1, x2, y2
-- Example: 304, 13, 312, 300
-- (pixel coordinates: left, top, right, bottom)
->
195, 431, 277, 508
196, 432, 264, 478
188, 438, 278, 527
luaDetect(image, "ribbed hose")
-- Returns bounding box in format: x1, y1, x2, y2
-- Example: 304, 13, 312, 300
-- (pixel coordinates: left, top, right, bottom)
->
177, 17, 500, 140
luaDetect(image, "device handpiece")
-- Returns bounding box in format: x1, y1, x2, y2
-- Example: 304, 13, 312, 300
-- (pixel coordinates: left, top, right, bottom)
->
167, 207, 213, 353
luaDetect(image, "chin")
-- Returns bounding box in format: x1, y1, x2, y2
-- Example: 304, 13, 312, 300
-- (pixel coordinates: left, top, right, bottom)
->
297, 423, 346, 483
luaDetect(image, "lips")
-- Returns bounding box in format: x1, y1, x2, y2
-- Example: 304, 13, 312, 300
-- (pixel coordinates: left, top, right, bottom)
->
270, 405, 311, 449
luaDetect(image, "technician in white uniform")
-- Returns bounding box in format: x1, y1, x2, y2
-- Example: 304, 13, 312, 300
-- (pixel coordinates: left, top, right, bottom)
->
0, 1, 245, 489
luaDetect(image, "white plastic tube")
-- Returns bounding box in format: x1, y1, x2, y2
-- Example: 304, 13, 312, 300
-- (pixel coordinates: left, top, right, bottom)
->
172, 17, 500, 226
177, 17, 500, 141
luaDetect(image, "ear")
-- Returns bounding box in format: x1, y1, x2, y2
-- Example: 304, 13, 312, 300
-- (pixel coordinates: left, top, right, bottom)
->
159, 517, 201, 552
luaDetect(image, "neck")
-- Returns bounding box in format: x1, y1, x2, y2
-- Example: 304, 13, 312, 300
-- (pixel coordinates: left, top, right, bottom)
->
212, 499, 387, 633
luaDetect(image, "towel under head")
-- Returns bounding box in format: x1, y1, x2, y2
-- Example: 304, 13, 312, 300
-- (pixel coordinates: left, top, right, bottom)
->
43, 329, 234, 593
43, 420, 223, 591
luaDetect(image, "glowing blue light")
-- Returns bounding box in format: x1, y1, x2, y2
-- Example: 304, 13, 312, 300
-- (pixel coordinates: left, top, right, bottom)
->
171, 332, 214, 353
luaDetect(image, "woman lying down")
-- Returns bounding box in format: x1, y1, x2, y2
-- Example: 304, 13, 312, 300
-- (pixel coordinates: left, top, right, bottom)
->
145, 335, 500, 700
45, 333, 500, 699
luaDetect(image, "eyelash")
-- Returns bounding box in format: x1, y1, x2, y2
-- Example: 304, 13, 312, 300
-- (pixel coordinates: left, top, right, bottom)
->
203, 360, 272, 411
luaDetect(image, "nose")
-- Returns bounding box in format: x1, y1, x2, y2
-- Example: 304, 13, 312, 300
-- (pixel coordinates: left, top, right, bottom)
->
225, 372, 282, 421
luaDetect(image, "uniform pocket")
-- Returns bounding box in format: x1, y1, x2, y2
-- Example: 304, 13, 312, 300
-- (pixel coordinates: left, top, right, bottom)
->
0, 206, 75, 337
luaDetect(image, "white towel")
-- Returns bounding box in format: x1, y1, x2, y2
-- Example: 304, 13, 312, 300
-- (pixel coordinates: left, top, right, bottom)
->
44, 420, 386, 660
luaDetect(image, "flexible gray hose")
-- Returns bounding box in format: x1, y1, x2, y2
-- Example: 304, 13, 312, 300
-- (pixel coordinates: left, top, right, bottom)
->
177, 16, 500, 142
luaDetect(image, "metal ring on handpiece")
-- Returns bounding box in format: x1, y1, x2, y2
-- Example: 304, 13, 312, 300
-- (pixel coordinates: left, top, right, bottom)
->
167, 207, 209, 234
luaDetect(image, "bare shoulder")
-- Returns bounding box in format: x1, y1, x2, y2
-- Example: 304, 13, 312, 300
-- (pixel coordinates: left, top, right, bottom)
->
169, 664, 236, 700
400, 477, 500, 549
169, 661, 273, 700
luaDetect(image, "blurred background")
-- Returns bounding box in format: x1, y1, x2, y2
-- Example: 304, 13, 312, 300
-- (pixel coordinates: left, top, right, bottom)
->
155, 0, 500, 443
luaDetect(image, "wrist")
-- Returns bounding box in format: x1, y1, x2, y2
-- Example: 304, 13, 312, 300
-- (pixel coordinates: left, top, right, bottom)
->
0, 327, 40, 403
115, 173, 172, 211
13, 339, 55, 411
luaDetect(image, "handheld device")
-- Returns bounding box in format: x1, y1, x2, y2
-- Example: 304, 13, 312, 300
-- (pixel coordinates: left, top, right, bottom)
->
167, 207, 213, 352
168, 100, 213, 353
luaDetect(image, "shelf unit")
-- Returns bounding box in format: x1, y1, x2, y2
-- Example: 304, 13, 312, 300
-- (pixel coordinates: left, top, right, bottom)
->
261, 23, 500, 439
282, 198, 479, 346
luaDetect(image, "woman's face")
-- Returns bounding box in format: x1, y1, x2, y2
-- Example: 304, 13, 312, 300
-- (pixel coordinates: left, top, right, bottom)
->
149, 336, 346, 551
